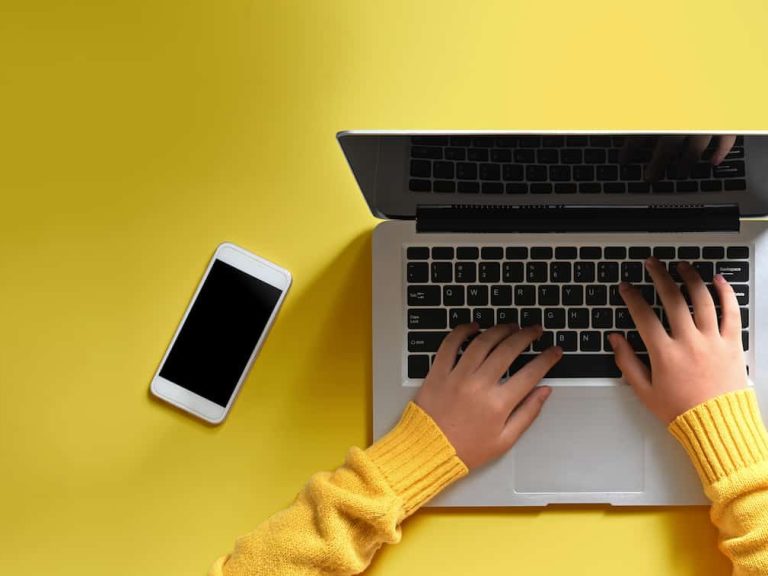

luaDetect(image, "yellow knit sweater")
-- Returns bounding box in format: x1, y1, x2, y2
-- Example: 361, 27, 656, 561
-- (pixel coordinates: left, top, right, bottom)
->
210, 390, 768, 576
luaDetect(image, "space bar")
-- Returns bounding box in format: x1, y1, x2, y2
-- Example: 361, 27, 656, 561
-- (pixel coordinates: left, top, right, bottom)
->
509, 354, 624, 378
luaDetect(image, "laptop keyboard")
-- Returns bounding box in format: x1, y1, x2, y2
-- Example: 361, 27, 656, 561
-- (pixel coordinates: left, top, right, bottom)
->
409, 135, 746, 195
406, 244, 750, 380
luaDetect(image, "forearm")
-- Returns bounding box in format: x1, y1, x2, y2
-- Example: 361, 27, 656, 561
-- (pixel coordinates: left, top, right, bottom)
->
210, 403, 467, 576
669, 389, 768, 576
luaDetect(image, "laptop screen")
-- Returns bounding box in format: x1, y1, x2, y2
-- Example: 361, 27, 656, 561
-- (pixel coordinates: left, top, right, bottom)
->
338, 132, 768, 219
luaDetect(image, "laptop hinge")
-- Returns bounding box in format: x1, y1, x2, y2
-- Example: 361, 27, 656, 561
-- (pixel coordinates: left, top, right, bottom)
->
415, 204, 740, 233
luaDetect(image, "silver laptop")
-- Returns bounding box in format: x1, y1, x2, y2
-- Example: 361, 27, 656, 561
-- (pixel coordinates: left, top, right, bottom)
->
338, 131, 768, 506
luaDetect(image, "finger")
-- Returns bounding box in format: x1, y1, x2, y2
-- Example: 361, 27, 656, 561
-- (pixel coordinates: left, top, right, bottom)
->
500, 346, 563, 407
476, 325, 544, 383
607, 333, 653, 406
645, 257, 695, 335
645, 135, 686, 181
619, 135, 652, 165
431, 323, 480, 377
677, 261, 717, 332
676, 135, 712, 177
711, 135, 737, 166
618, 281, 669, 348
714, 273, 742, 340
499, 386, 552, 450
458, 322, 521, 375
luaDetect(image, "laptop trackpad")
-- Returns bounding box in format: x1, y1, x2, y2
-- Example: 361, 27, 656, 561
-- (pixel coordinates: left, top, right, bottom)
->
513, 393, 645, 493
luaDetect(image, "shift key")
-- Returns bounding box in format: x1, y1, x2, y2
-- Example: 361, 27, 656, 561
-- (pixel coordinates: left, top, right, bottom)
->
408, 331, 450, 352
717, 261, 749, 282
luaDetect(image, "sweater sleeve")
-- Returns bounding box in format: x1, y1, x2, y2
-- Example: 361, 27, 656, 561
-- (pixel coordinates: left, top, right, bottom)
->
668, 389, 768, 576
209, 402, 468, 576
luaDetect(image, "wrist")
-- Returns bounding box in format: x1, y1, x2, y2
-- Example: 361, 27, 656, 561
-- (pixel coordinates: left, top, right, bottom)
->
366, 402, 468, 516
668, 389, 768, 490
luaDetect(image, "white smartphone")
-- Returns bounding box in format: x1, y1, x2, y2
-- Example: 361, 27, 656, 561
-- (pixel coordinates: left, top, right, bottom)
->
150, 242, 291, 424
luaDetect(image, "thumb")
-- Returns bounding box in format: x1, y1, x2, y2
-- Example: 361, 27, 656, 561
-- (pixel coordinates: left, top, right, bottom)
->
608, 333, 652, 404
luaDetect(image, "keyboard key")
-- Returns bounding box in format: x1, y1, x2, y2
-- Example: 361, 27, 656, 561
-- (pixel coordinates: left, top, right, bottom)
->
409, 179, 431, 192
527, 165, 548, 181
629, 247, 651, 259
573, 165, 595, 181
514, 149, 535, 163
598, 262, 619, 282
431, 262, 452, 283
408, 308, 447, 329
517, 136, 542, 148
411, 146, 442, 159
702, 247, 725, 259
653, 246, 675, 259
412, 136, 449, 145
556, 331, 577, 351
732, 284, 749, 306
620, 165, 642, 180
651, 181, 674, 193
473, 308, 494, 328
566, 135, 589, 147
584, 148, 606, 163
468, 148, 489, 162
580, 247, 602, 259
609, 285, 623, 305
561, 149, 582, 163
692, 261, 714, 282
586, 285, 607, 305
533, 331, 555, 352
407, 247, 429, 260
515, 285, 536, 305
568, 308, 589, 329
538, 149, 559, 163
407, 262, 429, 282
716, 261, 749, 282
713, 160, 745, 178
604, 247, 626, 259
538, 285, 560, 305
455, 262, 477, 282
562, 285, 584, 305
627, 331, 647, 352
521, 308, 543, 327
434, 180, 456, 193
724, 179, 746, 191
457, 163, 478, 179
408, 331, 449, 352
432, 247, 454, 260
555, 183, 578, 194
579, 331, 602, 352
740, 307, 749, 328
408, 285, 440, 306
678, 247, 700, 259
443, 285, 464, 306
701, 180, 723, 192
604, 182, 626, 194
433, 161, 454, 179
531, 183, 553, 194
408, 355, 430, 378
579, 182, 601, 193
542, 136, 565, 147
479, 262, 501, 282
481, 247, 504, 260
550, 166, 571, 181
445, 147, 466, 161
527, 262, 547, 282
555, 247, 578, 259
727, 246, 750, 259
597, 165, 618, 181
458, 181, 480, 193
550, 262, 572, 283
457, 247, 479, 259
591, 308, 613, 328
503, 164, 524, 181
507, 353, 620, 378
467, 285, 489, 305
677, 181, 698, 193
604, 331, 623, 352
615, 308, 635, 329
621, 262, 643, 282
497, 308, 518, 324
743, 331, 749, 351
491, 149, 512, 163
628, 181, 651, 193
574, 262, 595, 283
449, 308, 471, 328
491, 285, 512, 306
506, 247, 528, 259
480, 163, 501, 180
545, 308, 566, 329
503, 262, 524, 282
482, 182, 504, 194
410, 160, 431, 178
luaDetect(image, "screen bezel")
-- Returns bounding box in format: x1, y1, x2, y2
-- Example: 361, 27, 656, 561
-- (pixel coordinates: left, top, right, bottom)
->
150, 242, 291, 424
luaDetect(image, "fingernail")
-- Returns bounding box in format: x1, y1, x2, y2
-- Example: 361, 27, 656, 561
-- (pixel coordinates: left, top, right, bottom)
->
554, 346, 563, 357
677, 260, 690, 270
645, 257, 656, 268
539, 386, 552, 399
606, 333, 617, 348
714, 273, 726, 284
619, 281, 630, 291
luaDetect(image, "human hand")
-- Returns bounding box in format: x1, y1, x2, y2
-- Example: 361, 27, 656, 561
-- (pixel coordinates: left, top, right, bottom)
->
621, 134, 737, 181
414, 323, 562, 469
609, 258, 748, 424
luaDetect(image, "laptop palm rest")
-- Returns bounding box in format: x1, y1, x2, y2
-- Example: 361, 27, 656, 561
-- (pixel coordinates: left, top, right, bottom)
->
513, 387, 645, 493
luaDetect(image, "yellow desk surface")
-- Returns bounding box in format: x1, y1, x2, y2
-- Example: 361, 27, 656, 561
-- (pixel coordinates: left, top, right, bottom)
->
2, 1, 768, 573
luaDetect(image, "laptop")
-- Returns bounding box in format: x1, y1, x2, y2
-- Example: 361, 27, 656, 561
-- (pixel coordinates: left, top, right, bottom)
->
338, 131, 768, 506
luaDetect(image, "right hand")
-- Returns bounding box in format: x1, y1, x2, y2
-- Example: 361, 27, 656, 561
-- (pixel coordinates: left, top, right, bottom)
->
621, 134, 737, 180
608, 257, 749, 424
414, 323, 562, 469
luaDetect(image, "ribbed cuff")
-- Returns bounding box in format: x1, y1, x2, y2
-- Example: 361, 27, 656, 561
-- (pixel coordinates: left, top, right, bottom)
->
668, 389, 768, 488
366, 402, 468, 516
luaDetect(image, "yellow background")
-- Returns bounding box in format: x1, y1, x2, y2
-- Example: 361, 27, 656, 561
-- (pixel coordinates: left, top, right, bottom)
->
2, 0, 767, 573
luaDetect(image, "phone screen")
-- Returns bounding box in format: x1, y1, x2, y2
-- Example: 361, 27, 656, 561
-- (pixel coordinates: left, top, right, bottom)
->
159, 259, 282, 407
